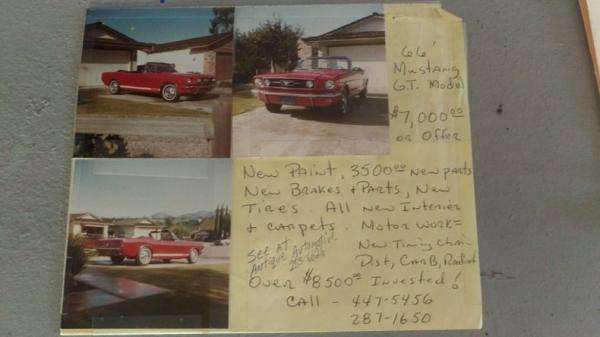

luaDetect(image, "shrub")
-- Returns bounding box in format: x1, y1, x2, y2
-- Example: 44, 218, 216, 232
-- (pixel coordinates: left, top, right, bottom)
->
65, 235, 88, 288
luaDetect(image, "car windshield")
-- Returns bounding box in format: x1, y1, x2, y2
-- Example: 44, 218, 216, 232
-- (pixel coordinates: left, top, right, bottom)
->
295, 58, 350, 71
160, 231, 178, 241
149, 230, 179, 240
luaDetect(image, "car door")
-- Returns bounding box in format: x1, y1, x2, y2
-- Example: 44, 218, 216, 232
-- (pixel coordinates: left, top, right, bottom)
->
144, 66, 164, 93
128, 64, 156, 92
158, 231, 188, 257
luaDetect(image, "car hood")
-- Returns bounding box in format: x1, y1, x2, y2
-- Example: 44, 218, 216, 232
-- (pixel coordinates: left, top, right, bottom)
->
258, 69, 346, 81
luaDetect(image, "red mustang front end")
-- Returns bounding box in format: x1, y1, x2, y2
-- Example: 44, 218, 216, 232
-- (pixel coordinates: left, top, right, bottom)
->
101, 62, 216, 102
252, 56, 368, 115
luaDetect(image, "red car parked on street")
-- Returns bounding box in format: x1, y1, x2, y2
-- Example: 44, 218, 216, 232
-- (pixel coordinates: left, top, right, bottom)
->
95, 229, 205, 265
252, 56, 368, 115
101, 62, 216, 102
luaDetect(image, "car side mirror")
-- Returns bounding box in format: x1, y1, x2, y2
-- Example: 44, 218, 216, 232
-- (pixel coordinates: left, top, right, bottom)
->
352, 66, 363, 72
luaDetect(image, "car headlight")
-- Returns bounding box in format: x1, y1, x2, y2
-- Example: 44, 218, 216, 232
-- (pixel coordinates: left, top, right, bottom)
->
254, 78, 263, 87
265, 79, 271, 86
306, 80, 314, 88
325, 80, 335, 90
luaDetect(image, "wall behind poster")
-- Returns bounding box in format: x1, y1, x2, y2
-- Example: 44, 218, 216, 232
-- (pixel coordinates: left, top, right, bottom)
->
1, 0, 599, 337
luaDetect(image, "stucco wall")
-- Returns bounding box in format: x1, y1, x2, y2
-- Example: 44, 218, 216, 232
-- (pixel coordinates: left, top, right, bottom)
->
79, 48, 133, 87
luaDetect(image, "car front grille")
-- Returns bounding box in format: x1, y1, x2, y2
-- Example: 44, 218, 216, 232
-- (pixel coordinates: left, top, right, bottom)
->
267, 79, 307, 88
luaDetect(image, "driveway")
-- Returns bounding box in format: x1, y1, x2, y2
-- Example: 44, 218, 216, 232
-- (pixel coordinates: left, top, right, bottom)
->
78, 87, 231, 116
99, 86, 230, 113
232, 96, 390, 156
62, 261, 229, 329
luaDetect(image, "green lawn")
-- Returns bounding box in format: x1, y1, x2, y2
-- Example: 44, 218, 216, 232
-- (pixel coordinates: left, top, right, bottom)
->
78, 96, 211, 118
62, 264, 229, 329
232, 89, 263, 115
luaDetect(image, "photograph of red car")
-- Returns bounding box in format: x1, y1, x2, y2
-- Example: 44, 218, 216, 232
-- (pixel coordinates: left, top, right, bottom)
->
232, 4, 389, 157
252, 56, 368, 115
61, 159, 231, 330
74, 8, 234, 159
95, 229, 205, 265
102, 62, 217, 102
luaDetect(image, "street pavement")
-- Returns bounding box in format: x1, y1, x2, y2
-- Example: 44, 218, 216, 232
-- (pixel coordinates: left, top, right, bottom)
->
76, 114, 211, 137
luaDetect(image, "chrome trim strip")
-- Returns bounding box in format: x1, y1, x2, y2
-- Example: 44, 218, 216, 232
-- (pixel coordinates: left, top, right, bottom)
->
252, 89, 341, 98
120, 85, 156, 91
153, 253, 188, 257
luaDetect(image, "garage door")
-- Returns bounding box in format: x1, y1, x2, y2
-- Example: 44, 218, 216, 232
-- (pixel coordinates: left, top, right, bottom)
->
328, 44, 388, 95
79, 48, 132, 88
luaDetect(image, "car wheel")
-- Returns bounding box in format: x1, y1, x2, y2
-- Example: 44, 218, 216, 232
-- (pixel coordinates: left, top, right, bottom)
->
161, 84, 179, 102
333, 90, 349, 116
265, 103, 282, 113
108, 80, 120, 95
136, 247, 152, 265
187, 248, 200, 264
110, 256, 125, 264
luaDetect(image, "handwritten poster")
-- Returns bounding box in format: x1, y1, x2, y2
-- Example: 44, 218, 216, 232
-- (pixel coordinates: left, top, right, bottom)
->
60, 3, 481, 335
229, 3, 482, 332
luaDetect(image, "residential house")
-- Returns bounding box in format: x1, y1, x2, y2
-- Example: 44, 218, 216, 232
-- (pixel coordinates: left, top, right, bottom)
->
79, 22, 149, 88
138, 32, 233, 81
69, 213, 162, 239
302, 13, 387, 94
69, 213, 111, 239
110, 218, 162, 238
79, 22, 233, 88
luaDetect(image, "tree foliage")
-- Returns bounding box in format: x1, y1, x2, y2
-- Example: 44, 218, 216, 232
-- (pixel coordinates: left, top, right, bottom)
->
74, 134, 131, 158
67, 235, 88, 276
234, 20, 303, 83
213, 204, 230, 240
209, 8, 234, 34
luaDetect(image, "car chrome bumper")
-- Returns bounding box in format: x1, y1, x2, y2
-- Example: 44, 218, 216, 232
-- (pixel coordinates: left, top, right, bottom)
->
252, 89, 341, 98
96, 248, 122, 255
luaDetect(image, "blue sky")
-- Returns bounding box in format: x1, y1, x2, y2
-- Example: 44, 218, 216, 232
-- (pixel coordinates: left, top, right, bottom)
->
86, 8, 220, 43
69, 159, 231, 218
235, 4, 383, 37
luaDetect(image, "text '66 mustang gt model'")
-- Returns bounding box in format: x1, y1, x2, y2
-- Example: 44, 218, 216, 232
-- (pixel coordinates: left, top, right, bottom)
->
101, 62, 216, 102
252, 56, 368, 115
95, 229, 204, 265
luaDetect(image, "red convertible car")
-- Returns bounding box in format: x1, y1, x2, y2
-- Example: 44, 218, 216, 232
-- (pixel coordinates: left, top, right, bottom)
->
252, 56, 368, 115
95, 229, 204, 265
101, 62, 216, 102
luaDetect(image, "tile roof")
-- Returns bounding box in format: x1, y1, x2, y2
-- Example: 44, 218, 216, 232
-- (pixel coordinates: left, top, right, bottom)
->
83, 22, 232, 53
144, 32, 233, 53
